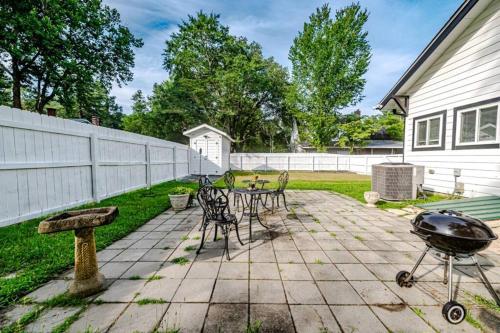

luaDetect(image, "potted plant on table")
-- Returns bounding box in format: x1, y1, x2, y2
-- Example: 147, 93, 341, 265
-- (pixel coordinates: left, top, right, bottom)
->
169, 186, 195, 211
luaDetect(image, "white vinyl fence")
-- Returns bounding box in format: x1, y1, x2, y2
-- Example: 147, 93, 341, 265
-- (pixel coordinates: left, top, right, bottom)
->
0, 106, 190, 227
230, 153, 403, 175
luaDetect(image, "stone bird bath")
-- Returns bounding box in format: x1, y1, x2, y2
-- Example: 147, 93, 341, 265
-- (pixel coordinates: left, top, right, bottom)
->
38, 207, 118, 297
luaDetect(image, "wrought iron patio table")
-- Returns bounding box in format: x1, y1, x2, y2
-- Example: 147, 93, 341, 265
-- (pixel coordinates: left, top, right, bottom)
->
241, 179, 270, 189
234, 188, 272, 242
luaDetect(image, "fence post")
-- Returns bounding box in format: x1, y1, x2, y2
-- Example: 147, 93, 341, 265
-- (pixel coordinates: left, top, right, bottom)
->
173, 146, 177, 180
187, 147, 191, 175
365, 156, 369, 175
287, 156, 290, 171
90, 133, 100, 203
336, 155, 339, 171
265, 156, 268, 172
312, 156, 315, 172
146, 143, 151, 189
240, 155, 243, 170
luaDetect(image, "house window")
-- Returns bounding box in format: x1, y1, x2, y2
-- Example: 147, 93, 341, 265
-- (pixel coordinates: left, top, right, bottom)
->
456, 105, 498, 145
415, 114, 443, 147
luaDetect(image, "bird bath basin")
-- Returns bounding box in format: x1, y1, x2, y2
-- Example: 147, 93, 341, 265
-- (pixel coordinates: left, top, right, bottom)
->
38, 207, 118, 297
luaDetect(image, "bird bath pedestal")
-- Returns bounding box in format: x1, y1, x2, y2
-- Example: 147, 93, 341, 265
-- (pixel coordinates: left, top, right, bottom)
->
38, 207, 118, 297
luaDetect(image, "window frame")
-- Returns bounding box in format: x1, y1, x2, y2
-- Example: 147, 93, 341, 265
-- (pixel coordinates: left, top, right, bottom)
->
412, 110, 447, 151
455, 102, 499, 147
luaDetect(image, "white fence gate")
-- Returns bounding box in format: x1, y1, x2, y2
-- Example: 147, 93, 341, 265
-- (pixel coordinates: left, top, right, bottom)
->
0, 106, 190, 227
230, 153, 403, 175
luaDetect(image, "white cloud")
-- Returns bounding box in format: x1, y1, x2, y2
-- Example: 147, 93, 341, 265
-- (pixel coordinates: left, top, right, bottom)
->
104, 0, 462, 114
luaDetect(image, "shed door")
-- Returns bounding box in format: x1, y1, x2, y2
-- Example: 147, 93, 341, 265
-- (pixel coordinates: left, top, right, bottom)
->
192, 138, 220, 174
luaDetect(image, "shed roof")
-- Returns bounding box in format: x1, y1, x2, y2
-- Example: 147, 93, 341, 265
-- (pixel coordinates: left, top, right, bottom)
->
377, 0, 492, 112
183, 124, 235, 142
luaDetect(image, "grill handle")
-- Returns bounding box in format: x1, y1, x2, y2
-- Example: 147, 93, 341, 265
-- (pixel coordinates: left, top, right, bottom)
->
439, 209, 463, 216
410, 229, 431, 240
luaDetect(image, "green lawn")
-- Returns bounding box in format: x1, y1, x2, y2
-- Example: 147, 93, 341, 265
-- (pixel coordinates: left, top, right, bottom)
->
0, 180, 197, 310
214, 170, 449, 209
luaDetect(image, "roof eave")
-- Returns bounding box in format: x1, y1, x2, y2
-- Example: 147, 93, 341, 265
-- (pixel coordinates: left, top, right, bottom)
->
378, 0, 479, 109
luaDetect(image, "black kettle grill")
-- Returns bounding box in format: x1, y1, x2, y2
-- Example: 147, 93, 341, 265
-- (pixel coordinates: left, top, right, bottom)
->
395, 210, 499, 324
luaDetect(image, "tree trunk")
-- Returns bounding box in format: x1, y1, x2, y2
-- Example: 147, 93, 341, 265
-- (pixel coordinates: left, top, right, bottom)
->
12, 60, 22, 109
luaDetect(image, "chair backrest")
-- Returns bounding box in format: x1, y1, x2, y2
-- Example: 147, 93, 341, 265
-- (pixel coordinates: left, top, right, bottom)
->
223, 171, 235, 190
277, 171, 289, 192
197, 185, 230, 220
198, 176, 212, 189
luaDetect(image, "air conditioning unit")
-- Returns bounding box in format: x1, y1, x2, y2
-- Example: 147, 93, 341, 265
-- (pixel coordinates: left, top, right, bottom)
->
372, 163, 425, 200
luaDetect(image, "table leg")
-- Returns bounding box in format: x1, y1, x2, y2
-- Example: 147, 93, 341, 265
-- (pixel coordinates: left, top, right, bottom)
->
249, 194, 253, 242
254, 194, 269, 229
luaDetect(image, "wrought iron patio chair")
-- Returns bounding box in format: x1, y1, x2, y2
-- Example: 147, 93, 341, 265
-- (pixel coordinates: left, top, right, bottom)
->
197, 176, 213, 229
196, 185, 244, 260
198, 175, 212, 188
265, 170, 289, 213
223, 170, 242, 209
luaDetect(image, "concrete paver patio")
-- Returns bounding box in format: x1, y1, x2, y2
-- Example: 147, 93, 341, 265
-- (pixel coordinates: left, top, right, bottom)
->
2, 191, 499, 332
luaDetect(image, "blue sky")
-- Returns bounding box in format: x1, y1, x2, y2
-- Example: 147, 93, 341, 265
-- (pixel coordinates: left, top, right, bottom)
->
104, 0, 462, 115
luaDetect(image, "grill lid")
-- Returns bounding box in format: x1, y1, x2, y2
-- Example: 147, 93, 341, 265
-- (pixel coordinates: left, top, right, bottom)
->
412, 210, 497, 241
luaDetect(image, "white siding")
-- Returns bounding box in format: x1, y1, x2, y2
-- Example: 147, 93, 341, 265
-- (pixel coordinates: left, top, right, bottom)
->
404, 1, 500, 197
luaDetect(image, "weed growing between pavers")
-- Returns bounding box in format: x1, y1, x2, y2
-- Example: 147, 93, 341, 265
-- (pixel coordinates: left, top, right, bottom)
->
411, 306, 425, 320
465, 311, 484, 330
0, 180, 198, 309
158, 328, 181, 333
313, 259, 324, 265
1, 293, 89, 333
171, 257, 190, 265
181, 235, 189, 241
147, 275, 163, 282
330, 232, 336, 237
137, 298, 167, 305
192, 236, 201, 240
472, 294, 500, 313
246, 319, 262, 333
51, 306, 87, 333
184, 245, 197, 252
354, 235, 364, 241
129, 275, 142, 280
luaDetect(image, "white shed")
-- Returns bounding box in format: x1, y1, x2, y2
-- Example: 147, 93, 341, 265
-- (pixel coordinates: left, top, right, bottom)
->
183, 124, 234, 175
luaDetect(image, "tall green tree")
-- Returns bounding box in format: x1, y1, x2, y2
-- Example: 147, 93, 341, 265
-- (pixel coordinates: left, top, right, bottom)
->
373, 110, 404, 141
162, 12, 290, 150
0, 0, 142, 112
122, 90, 149, 135
288, 3, 371, 149
338, 115, 377, 152
58, 81, 124, 129
0, 70, 10, 106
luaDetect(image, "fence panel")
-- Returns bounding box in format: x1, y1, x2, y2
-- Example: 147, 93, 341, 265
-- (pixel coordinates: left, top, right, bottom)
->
0, 106, 190, 227
230, 153, 403, 175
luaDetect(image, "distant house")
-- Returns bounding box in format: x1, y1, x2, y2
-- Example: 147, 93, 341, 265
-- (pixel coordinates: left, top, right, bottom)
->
378, 0, 500, 197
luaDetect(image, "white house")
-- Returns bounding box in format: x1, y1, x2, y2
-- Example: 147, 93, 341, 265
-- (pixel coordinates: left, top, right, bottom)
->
378, 0, 500, 197
183, 124, 234, 175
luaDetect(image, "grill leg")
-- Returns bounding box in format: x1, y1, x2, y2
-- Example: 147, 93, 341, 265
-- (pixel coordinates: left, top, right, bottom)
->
443, 256, 449, 285
405, 246, 430, 283
447, 255, 454, 302
472, 256, 500, 306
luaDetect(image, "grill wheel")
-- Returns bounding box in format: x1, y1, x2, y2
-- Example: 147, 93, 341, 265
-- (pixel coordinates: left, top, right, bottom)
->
396, 270, 415, 288
442, 301, 466, 324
